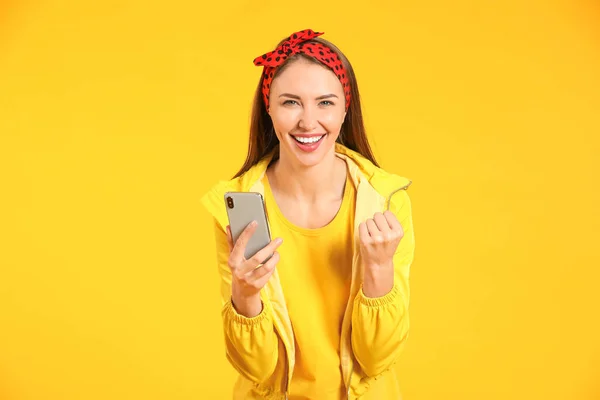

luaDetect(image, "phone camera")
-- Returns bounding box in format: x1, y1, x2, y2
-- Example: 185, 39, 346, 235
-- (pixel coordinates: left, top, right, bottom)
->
226, 196, 234, 209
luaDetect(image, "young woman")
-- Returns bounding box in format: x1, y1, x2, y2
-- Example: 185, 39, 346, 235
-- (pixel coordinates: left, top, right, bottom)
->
201, 28, 415, 400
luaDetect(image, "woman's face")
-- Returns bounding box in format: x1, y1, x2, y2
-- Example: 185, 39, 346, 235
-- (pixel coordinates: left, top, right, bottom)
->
268, 58, 347, 168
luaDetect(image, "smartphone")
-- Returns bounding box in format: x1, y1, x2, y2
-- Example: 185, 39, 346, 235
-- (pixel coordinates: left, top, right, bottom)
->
224, 192, 273, 263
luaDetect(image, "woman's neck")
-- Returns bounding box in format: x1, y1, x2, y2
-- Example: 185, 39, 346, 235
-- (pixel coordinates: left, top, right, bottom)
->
268, 151, 347, 204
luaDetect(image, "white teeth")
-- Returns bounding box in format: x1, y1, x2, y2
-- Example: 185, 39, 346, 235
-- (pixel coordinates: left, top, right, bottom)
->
293, 135, 324, 144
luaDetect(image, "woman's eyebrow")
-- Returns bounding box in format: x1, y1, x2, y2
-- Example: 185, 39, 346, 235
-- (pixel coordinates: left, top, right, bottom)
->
279, 93, 339, 100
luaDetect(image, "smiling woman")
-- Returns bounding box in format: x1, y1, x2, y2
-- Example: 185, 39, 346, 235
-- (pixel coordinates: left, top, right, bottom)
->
200, 29, 415, 400
236, 29, 377, 178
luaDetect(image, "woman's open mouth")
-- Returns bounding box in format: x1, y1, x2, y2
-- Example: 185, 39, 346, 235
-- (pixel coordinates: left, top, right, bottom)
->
290, 134, 326, 152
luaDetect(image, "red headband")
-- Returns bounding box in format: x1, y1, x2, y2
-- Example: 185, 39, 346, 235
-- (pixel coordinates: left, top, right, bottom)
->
253, 29, 351, 111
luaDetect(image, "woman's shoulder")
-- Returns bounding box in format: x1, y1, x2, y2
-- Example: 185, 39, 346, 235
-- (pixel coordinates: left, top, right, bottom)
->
199, 179, 231, 230
199, 174, 248, 230
336, 144, 412, 195
352, 153, 413, 215
200, 160, 270, 229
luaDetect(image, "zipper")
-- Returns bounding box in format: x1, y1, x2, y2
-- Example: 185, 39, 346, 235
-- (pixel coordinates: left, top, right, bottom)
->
386, 181, 412, 211
346, 364, 354, 399
284, 357, 289, 399
271, 313, 291, 400
340, 244, 361, 400
259, 178, 292, 400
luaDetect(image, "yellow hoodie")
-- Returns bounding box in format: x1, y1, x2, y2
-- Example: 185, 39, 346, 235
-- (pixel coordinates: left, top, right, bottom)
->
200, 143, 415, 399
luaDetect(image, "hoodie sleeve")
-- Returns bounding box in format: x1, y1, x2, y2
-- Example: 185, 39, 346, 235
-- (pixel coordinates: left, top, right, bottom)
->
351, 188, 415, 378
210, 219, 280, 383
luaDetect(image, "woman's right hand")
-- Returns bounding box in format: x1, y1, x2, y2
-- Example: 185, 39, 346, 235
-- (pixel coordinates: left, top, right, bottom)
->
225, 221, 283, 318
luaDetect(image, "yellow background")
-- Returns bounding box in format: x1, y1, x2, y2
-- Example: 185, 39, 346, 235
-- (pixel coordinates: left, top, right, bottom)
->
1, 0, 599, 399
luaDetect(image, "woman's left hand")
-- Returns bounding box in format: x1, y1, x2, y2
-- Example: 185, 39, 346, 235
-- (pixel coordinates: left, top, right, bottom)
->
358, 211, 404, 271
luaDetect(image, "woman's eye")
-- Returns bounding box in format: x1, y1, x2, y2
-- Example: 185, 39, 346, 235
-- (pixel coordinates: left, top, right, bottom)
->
282, 99, 334, 106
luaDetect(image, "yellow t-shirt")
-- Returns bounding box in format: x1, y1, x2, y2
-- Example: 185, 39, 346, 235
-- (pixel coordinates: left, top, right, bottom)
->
262, 170, 356, 399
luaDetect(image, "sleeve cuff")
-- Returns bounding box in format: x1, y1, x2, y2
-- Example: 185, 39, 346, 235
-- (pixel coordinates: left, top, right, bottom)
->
223, 298, 271, 326
357, 284, 401, 307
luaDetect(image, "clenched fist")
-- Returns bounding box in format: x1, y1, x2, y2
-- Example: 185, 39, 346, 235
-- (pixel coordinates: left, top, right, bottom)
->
358, 211, 404, 297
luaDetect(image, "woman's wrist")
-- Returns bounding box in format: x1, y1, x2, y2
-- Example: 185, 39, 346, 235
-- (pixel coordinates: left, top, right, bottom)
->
361, 264, 394, 298
231, 291, 263, 318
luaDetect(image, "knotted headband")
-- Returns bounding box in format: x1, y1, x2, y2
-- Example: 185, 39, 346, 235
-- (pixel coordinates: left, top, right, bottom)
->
253, 29, 351, 111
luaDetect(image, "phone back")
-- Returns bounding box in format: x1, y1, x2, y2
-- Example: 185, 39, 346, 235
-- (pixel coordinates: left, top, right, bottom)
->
224, 192, 272, 262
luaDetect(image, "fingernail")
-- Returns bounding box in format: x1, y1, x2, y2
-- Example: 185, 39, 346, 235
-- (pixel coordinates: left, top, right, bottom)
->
251, 220, 257, 227
276, 238, 283, 245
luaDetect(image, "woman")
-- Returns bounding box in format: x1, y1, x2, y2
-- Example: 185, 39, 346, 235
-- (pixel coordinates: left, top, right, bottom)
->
201, 29, 415, 400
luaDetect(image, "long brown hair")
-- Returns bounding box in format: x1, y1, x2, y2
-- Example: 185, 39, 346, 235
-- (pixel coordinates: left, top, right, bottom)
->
233, 35, 379, 178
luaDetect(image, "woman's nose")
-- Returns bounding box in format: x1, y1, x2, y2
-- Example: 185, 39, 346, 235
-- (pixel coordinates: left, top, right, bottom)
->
298, 107, 318, 131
